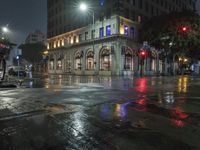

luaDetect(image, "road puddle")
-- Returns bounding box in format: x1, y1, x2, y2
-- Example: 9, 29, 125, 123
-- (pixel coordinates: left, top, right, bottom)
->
44, 103, 65, 112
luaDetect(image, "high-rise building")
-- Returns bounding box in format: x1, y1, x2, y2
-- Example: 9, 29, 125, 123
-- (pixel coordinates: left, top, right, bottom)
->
25, 30, 46, 44
47, 0, 196, 38
47, 0, 196, 76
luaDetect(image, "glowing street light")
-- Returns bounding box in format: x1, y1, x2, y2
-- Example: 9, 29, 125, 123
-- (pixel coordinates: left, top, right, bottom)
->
2, 27, 9, 33
79, 3, 94, 34
79, 3, 87, 11
79, 2, 95, 69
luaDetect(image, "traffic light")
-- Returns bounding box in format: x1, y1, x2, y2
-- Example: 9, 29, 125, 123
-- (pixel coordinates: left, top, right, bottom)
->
179, 25, 189, 33
139, 49, 146, 59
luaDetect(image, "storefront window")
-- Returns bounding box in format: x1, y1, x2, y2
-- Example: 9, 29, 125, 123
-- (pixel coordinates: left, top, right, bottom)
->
75, 52, 81, 70
50, 60, 54, 70
124, 49, 133, 70
100, 49, 111, 70
151, 59, 156, 71
86, 51, 94, 70
57, 59, 62, 70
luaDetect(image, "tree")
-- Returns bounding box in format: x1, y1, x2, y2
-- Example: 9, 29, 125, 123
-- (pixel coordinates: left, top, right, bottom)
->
18, 43, 46, 63
18, 43, 47, 72
140, 10, 200, 59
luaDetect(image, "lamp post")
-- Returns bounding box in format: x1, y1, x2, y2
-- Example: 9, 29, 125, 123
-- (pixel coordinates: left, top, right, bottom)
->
0, 26, 9, 81
1, 26, 9, 39
16, 55, 20, 78
139, 49, 147, 77
79, 3, 95, 69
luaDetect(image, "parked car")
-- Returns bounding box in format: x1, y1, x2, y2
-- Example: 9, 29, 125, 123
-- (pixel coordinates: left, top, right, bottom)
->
8, 66, 26, 77
184, 69, 193, 75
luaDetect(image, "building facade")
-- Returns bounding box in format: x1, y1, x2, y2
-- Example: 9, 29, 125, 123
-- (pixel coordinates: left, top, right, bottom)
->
47, 0, 196, 38
47, 0, 196, 76
25, 30, 46, 44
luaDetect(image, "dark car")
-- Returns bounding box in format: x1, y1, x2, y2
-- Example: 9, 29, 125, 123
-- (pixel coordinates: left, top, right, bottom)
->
8, 66, 26, 77
184, 69, 193, 75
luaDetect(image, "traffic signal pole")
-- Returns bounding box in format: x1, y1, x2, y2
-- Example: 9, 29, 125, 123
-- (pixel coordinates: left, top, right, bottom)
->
139, 49, 146, 77
16, 55, 19, 78
140, 58, 144, 77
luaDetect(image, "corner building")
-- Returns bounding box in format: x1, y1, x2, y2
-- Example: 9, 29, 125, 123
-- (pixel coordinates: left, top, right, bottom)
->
47, 0, 196, 76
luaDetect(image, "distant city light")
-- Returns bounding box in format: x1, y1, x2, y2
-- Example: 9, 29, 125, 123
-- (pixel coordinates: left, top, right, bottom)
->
16, 55, 19, 60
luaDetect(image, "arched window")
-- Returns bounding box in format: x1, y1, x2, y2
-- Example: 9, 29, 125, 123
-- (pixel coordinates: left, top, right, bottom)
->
49, 55, 54, 70
75, 51, 81, 70
86, 51, 94, 70
124, 49, 133, 70
57, 54, 63, 70
57, 59, 62, 70
100, 48, 111, 70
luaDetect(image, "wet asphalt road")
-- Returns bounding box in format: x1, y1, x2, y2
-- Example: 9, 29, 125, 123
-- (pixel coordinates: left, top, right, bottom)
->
0, 75, 200, 150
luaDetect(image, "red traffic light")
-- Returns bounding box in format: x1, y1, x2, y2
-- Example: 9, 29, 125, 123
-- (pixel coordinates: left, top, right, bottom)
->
179, 25, 189, 33
141, 51, 145, 56
139, 49, 146, 58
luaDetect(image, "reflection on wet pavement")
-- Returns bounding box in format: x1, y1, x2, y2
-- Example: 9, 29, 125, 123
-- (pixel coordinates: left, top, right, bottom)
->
0, 75, 200, 149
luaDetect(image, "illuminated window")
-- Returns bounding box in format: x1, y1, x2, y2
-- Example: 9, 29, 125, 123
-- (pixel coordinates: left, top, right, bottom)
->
151, 59, 156, 71
100, 48, 111, 70
124, 25, 129, 36
99, 27, 104, 38
47, 43, 50, 49
50, 60, 54, 70
57, 59, 62, 70
106, 25, 111, 36
54, 42, 56, 48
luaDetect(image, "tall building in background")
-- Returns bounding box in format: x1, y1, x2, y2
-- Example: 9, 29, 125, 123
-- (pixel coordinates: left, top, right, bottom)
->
47, 0, 196, 38
25, 30, 46, 44
47, 0, 196, 76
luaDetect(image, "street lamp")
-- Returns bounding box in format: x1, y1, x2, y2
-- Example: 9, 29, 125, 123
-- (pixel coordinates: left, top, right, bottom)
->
79, 3, 96, 69
2, 27, 9, 33
79, 3, 87, 11
0, 26, 10, 81
1, 26, 10, 41
16, 55, 20, 78
79, 3, 95, 61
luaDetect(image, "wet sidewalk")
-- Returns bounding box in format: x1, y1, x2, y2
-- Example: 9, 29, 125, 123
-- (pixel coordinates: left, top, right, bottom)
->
0, 75, 200, 150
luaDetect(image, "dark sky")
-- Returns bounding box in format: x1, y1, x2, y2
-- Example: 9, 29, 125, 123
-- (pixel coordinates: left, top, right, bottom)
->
0, 0, 47, 46
0, 0, 199, 46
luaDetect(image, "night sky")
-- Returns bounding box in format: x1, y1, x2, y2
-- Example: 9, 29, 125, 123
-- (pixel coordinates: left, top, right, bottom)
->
0, 0, 47, 46
0, 0, 199, 46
